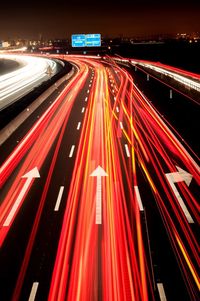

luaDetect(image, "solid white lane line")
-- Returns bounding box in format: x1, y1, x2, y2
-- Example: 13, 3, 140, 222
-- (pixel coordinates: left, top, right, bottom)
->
54, 186, 64, 211
77, 122, 81, 130
28, 282, 39, 301
157, 283, 167, 301
69, 145, 75, 158
81, 107, 85, 113
125, 144, 130, 157
120, 122, 123, 129
134, 186, 144, 211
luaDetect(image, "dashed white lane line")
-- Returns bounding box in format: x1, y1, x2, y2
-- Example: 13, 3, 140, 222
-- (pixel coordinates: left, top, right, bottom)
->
116, 106, 119, 112
157, 283, 167, 301
28, 282, 39, 301
124, 144, 130, 157
87, 89, 90, 93
119, 122, 123, 129
54, 186, 64, 211
69, 145, 75, 158
85, 97, 88, 102
81, 107, 85, 113
77, 122, 81, 130
134, 186, 144, 211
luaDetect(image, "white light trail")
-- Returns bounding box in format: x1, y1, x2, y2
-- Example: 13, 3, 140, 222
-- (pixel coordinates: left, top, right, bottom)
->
0, 54, 57, 110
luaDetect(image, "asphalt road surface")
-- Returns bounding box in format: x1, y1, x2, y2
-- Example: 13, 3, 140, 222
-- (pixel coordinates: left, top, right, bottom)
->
0, 55, 199, 301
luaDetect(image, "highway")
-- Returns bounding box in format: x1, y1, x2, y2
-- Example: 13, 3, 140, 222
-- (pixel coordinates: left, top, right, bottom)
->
0, 55, 199, 301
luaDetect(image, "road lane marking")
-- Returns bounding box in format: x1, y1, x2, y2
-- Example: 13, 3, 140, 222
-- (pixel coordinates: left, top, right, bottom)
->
28, 282, 39, 301
3, 168, 40, 227
69, 145, 75, 158
87, 89, 90, 93
165, 167, 194, 223
81, 107, 85, 113
116, 106, 119, 112
90, 166, 108, 224
125, 144, 130, 157
120, 122, 123, 129
54, 186, 64, 211
89, 84, 91, 87
157, 283, 167, 301
85, 97, 88, 102
77, 122, 81, 130
134, 186, 144, 211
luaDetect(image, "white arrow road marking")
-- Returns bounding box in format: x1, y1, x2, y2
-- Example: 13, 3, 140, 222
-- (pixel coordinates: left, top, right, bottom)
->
90, 166, 108, 224
28, 282, 39, 301
166, 166, 194, 223
134, 186, 144, 211
3, 167, 40, 227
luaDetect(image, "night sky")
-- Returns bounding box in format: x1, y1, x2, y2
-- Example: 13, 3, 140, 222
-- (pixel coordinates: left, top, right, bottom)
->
0, 0, 200, 39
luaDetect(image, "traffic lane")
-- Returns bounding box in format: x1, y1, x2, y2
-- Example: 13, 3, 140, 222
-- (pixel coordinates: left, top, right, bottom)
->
130, 66, 200, 155
118, 138, 192, 300
7, 68, 95, 301
0, 138, 57, 301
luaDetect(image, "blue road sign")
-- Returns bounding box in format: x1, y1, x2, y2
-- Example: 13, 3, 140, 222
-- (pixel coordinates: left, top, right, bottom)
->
71, 34, 101, 47
71, 35, 86, 47
86, 34, 101, 47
